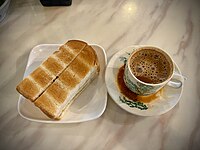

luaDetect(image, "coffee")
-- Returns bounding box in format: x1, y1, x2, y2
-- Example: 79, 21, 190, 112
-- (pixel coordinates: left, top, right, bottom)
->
129, 49, 173, 84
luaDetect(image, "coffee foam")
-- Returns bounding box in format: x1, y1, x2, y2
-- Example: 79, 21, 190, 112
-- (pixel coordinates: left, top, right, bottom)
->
129, 49, 173, 84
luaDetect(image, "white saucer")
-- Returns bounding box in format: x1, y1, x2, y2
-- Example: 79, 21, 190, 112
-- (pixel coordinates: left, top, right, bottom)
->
105, 45, 184, 116
18, 43, 107, 123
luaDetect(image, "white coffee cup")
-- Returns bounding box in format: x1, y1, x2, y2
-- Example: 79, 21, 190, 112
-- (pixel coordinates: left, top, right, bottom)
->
123, 46, 184, 96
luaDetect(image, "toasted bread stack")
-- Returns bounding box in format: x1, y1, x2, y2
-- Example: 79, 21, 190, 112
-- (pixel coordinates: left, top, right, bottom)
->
16, 40, 100, 120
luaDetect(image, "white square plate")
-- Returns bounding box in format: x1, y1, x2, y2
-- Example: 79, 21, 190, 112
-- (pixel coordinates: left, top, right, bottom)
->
18, 43, 107, 123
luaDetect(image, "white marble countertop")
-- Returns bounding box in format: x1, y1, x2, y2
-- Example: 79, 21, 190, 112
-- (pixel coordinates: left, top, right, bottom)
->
0, 0, 200, 149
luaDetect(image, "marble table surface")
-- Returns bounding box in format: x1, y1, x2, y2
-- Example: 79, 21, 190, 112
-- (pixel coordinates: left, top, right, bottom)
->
0, 0, 200, 150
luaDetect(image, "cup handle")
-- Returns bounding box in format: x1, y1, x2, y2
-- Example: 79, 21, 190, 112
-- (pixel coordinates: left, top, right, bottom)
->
167, 73, 187, 88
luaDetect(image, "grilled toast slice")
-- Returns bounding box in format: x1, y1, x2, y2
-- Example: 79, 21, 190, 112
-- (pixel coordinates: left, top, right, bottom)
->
34, 45, 99, 119
16, 40, 87, 102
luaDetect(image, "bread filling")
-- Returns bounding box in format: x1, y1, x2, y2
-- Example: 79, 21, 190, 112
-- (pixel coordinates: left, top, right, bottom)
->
57, 67, 97, 117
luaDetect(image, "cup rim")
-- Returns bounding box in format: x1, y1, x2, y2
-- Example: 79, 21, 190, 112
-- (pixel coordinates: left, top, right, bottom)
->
127, 46, 175, 86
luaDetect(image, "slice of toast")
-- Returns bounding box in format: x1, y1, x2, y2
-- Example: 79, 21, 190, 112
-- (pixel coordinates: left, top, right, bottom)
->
34, 45, 99, 119
16, 40, 87, 102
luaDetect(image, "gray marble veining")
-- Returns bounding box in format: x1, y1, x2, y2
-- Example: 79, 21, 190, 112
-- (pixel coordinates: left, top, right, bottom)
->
0, 0, 200, 150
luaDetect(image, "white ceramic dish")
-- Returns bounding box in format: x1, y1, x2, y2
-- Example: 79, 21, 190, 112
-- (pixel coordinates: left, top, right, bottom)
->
18, 43, 107, 123
105, 45, 184, 116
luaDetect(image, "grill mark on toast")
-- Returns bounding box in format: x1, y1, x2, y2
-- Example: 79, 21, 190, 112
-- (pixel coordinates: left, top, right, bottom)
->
42, 56, 65, 76
40, 65, 56, 78
30, 67, 54, 88
44, 80, 69, 104
50, 54, 66, 68
59, 69, 81, 90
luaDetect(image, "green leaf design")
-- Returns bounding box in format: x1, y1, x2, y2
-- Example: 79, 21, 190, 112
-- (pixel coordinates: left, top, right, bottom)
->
119, 96, 148, 110
136, 82, 155, 95
119, 51, 132, 65
126, 52, 131, 55
118, 49, 148, 110
119, 56, 127, 65
124, 67, 141, 94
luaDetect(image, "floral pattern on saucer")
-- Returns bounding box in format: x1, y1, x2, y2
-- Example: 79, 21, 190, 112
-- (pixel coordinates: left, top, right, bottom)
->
119, 96, 148, 110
